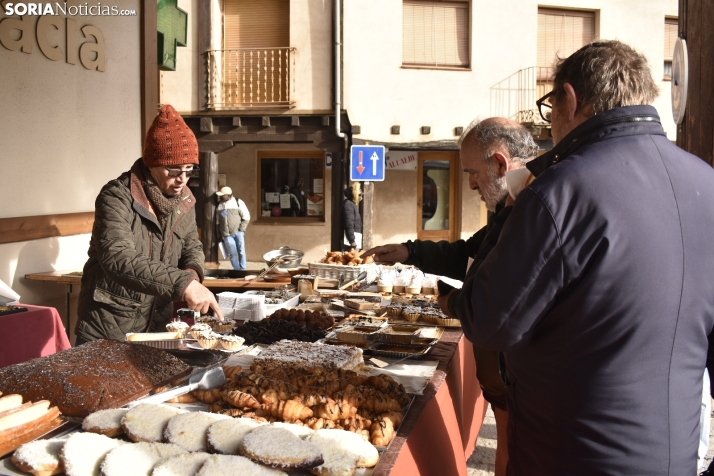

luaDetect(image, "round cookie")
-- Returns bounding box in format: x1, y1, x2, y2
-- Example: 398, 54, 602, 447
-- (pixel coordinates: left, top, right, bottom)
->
82, 408, 128, 437
164, 411, 230, 452
100, 442, 186, 476
239, 426, 323, 471
196, 454, 286, 476
206, 418, 264, 455
306, 429, 379, 468
11, 437, 67, 476
270, 421, 314, 439
121, 403, 184, 443
60, 432, 125, 476
152, 453, 211, 476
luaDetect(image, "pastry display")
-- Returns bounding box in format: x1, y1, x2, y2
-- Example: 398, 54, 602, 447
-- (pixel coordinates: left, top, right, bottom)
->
152, 452, 211, 476
121, 403, 184, 443
100, 441, 187, 476
59, 432, 126, 476
82, 409, 128, 437
196, 454, 287, 476
11, 437, 67, 476
164, 411, 230, 452
232, 320, 327, 346
238, 425, 324, 470
0, 340, 190, 418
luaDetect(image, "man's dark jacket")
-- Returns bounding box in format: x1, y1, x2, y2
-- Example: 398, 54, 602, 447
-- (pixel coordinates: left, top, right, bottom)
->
76, 159, 205, 342
457, 105, 714, 475
343, 198, 362, 244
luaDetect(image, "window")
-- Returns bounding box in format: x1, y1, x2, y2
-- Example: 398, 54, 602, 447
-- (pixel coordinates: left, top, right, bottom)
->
402, 1, 469, 69
537, 8, 596, 81
257, 151, 325, 222
664, 18, 678, 81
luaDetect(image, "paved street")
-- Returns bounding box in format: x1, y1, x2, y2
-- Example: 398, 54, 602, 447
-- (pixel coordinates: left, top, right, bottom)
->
467, 404, 714, 476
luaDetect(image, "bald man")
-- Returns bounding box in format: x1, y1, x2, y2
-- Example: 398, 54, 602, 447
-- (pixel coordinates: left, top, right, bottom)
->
362, 117, 538, 476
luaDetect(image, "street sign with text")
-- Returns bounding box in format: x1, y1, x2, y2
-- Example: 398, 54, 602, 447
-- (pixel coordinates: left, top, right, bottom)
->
350, 145, 385, 181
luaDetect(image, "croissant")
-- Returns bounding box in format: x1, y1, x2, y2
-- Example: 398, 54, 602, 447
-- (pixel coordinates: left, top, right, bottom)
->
222, 365, 243, 380
370, 417, 396, 446
315, 399, 357, 421
192, 388, 223, 404
259, 388, 290, 405
304, 417, 336, 430
296, 392, 330, 407
223, 389, 261, 409
166, 393, 197, 403
379, 411, 403, 429
360, 393, 402, 413
337, 415, 372, 431
259, 399, 313, 422
331, 391, 365, 408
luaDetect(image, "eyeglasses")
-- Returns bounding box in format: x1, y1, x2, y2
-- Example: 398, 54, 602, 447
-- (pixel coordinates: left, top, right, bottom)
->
536, 89, 559, 123
165, 166, 200, 178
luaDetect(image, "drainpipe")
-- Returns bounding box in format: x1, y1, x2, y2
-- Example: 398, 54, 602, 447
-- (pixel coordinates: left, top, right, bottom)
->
335, 0, 345, 140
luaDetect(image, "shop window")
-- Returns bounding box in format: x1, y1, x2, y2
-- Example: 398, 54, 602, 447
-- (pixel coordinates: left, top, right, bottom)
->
664, 18, 678, 81
257, 151, 325, 222
402, 0, 470, 69
537, 8, 596, 82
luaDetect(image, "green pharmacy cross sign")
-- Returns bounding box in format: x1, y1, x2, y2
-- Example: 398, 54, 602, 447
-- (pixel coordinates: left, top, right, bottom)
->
157, 0, 187, 71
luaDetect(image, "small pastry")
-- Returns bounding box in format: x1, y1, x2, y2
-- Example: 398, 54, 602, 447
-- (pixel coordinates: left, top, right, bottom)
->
401, 306, 420, 322
166, 321, 189, 338
196, 331, 220, 349
220, 335, 245, 351
189, 323, 212, 339
212, 319, 236, 334
386, 303, 402, 317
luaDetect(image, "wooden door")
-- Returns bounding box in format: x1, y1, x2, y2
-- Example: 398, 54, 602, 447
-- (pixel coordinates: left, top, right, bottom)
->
417, 151, 459, 242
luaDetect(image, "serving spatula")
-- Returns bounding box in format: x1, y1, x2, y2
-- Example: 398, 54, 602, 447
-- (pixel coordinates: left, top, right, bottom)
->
125, 367, 226, 407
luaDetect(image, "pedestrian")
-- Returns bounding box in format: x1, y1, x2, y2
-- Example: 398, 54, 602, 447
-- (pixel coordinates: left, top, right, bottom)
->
363, 117, 538, 476
76, 105, 223, 343
446, 40, 714, 474
216, 186, 251, 270
342, 187, 362, 251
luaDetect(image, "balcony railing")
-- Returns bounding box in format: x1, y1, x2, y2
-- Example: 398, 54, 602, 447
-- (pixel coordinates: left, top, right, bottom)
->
205, 48, 296, 110
490, 66, 553, 125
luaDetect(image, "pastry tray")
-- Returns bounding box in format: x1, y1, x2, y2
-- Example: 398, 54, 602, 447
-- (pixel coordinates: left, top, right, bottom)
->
369, 342, 433, 359
386, 315, 462, 328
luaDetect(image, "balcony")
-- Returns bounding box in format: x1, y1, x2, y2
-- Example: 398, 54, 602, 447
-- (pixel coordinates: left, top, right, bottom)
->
205, 48, 296, 110
490, 66, 552, 126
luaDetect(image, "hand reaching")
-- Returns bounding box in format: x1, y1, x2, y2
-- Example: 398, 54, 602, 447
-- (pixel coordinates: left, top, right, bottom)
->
360, 244, 409, 264
182, 280, 224, 320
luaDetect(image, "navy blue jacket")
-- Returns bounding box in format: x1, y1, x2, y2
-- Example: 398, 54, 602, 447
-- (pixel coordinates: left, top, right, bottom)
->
456, 105, 714, 475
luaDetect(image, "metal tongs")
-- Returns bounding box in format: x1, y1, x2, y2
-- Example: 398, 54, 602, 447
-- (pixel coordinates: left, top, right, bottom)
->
255, 254, 295, 281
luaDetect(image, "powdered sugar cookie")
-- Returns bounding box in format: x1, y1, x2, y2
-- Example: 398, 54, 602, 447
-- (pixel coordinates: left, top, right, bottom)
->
121, 403, 184, 443
196, 454, 286, 476
60, 432, 126, 476
100, 442, 186, 476
151, 452, 211, 476
206, 418, 264, 455
82, 408, 129, 437
306, 428, 379, 469
11, 437, 66, 476
164, 411, 230, 452
239, 426, 323, 471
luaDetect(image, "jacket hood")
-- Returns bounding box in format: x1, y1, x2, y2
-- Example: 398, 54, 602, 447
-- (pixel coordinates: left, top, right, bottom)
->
527, 105, 665, 177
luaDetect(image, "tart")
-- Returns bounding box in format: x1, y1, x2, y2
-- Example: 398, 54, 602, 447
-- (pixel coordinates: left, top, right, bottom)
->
166, 320, 189, 338
196, 331, 220, 349
220, 335, 245, 351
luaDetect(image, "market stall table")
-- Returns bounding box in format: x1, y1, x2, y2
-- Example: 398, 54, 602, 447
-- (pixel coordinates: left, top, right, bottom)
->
0, 304, 71, 367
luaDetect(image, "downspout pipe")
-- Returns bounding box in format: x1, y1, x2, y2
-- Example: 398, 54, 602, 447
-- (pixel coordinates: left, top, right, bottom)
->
335, 0, 345, 139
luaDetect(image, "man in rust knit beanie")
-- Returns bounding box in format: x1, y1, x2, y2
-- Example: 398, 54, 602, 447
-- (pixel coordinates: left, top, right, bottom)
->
76, 105, 223, 344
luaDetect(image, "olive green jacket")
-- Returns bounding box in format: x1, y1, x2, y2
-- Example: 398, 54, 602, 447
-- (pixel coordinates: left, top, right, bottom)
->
76, 159, 205, 341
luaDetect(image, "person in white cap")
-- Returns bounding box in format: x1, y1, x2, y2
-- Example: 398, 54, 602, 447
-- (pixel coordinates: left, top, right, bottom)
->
216, 186, 251, 270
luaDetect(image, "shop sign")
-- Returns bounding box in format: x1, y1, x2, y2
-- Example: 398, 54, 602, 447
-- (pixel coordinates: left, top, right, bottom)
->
386, 151, 418, 170
0, 13, 105, 71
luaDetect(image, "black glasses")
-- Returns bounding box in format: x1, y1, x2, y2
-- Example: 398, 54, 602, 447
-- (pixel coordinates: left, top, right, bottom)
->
165, 165, 200, 178
536, 89, 559, 123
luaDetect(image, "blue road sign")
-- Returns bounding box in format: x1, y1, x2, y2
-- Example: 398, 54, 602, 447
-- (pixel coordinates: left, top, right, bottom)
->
350, 145, 385, 181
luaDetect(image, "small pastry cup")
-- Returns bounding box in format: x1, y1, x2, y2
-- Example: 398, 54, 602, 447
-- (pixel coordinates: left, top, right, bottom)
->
421, 287, 435, 295
387, 307, 402, 317
406, 286, 421, 295
377, 285, 393, 293
196, 335, 219, 349
393, 285, 406, 293
212, 323, 234, 334
220, 336, 245, 351
403, 312, 420, 322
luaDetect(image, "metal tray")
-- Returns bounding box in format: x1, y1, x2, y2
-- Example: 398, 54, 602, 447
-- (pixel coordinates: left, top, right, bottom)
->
375, 324, 421, 345
370, 342, 432, 359
335, 326, 380, 344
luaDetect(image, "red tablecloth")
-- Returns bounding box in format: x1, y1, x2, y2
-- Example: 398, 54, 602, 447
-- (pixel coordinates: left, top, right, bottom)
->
0, 304, 71, 367
374, 331, 489, 475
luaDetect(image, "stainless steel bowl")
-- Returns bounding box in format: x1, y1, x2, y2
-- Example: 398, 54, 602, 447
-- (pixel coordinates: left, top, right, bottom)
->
262, 246, 305, 269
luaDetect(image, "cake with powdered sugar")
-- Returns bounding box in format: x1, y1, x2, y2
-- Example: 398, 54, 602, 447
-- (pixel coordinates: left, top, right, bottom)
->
250, 340, 364, 375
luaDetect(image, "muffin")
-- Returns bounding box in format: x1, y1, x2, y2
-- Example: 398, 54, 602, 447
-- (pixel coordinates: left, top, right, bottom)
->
386, 303, 402, 317
196, 331, 220, 349
402, 306, 420, 322
166, 320, 189, 338
189, 323, 212, 339
392, 285, 406, 294
219, 335, 245, 351
212, 319, 235, 334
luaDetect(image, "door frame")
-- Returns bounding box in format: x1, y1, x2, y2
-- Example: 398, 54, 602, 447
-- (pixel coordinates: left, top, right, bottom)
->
416, 151, 460, 242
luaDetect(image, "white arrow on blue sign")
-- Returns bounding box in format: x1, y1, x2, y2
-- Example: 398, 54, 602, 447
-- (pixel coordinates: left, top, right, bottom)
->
350, 145, 385, 181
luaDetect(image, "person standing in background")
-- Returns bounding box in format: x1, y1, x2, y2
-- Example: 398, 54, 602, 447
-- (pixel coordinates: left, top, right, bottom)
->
216, 186, 250, 270
342, 187, 362, 251
290, 178, 307, 217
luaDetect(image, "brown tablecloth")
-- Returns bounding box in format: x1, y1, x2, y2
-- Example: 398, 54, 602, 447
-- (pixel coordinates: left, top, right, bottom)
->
0, 304, 71, 367
373, 329, 488, 475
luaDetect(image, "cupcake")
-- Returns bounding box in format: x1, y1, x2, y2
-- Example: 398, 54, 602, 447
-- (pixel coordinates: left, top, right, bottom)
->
195, 331, 220, 349
402, 306, 420, 322
189, 323, 212, 339
386, 303, 403, 317
212, 319, 235, 334
166, 320, 189, 338
219, 335, 245, 351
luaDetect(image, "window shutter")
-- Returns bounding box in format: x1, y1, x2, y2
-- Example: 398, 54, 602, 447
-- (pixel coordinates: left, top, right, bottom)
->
537, 8, 596, 72
224, 0, 289, 50
664, 18, 678, 60
403, 1, 469, 68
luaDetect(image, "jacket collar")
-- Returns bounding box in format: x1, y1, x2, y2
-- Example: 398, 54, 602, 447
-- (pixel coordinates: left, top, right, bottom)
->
527, 105, 665, 177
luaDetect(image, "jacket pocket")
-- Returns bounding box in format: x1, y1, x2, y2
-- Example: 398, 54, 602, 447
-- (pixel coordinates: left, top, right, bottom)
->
93, 288, 142, 311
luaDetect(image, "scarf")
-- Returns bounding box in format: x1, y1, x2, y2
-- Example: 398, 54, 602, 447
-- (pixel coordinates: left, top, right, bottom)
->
142, 165, 182, 229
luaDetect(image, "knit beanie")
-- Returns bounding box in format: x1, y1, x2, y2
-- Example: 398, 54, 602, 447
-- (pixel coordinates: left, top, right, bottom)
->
142, 104, 199, 167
